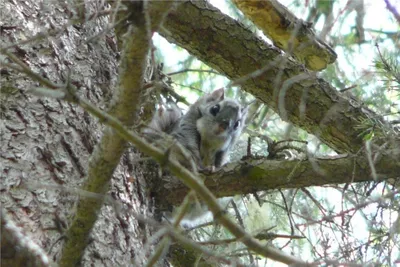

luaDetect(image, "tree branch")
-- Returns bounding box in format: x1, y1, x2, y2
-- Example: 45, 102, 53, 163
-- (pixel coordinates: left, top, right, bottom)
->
159, 0, 392, 154
1, 209, 52, 267
157, 152, 400, 206
232, 0, 337, 71
57, 2, 178, 266
384, 0, 400, 24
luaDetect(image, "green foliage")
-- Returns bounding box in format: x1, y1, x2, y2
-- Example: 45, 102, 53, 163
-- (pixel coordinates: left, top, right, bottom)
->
374, 48, 400, 90
315, 0, 334, 16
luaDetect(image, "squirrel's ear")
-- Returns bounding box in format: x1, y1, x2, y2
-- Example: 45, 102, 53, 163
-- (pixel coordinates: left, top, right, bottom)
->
208, 88, 224, 102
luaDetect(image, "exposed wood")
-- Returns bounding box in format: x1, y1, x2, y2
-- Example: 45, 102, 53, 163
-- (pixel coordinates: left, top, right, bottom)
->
232, 0, 337, 70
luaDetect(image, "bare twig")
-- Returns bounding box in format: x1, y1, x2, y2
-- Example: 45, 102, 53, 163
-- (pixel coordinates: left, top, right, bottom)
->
384, 0, 400, 24
168, 68, 221, 76
1, 51, 61, 89
297, 190, 399, 227
145, 192, 196, 267
1, 209, 52, 267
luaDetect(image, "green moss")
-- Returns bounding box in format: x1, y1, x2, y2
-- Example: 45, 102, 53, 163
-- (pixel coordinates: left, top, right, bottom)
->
0, 83, 19, 98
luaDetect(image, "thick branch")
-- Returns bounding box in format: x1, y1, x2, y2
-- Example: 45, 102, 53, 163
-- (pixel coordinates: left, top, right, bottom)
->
232, 0, 337, 70
59, 2, 177, 266
159, 0, 386, 154
157, 151, 400, 206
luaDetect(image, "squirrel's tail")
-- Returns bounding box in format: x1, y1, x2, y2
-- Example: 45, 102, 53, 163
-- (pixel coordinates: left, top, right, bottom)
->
145, 102, 182, 136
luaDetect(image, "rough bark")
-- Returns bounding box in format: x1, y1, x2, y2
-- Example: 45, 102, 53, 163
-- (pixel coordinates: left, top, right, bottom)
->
1, 0, 398, 266
159, 0, 390, 154
232, 0, 337, 71
153, 150, 400, 206
1, 0, 151, 266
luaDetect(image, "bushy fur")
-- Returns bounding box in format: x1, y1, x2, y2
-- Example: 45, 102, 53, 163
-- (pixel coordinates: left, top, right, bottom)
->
144, 89, 248, 225
145, 89, 248, 170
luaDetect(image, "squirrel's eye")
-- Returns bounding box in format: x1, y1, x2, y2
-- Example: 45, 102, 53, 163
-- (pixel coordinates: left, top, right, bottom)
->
210, 105, 220, 116
234, 121, 240, 130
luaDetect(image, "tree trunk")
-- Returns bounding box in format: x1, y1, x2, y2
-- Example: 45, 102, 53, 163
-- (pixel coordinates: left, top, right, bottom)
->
1, 0, 399, 266
1, 0, 153, 265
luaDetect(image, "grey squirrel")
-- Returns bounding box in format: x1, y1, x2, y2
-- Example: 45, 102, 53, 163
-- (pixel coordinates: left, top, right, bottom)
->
144, 88, 248, 226
145, 88, 248, 171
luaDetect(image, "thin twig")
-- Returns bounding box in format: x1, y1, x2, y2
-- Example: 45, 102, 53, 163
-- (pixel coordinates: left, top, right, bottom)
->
384, 0, 400, 24
168, 68, 221, 76
1, 51, 61, 89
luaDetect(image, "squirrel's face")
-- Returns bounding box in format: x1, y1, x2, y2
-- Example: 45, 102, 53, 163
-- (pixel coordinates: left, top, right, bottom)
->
197, 98, 248, 151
